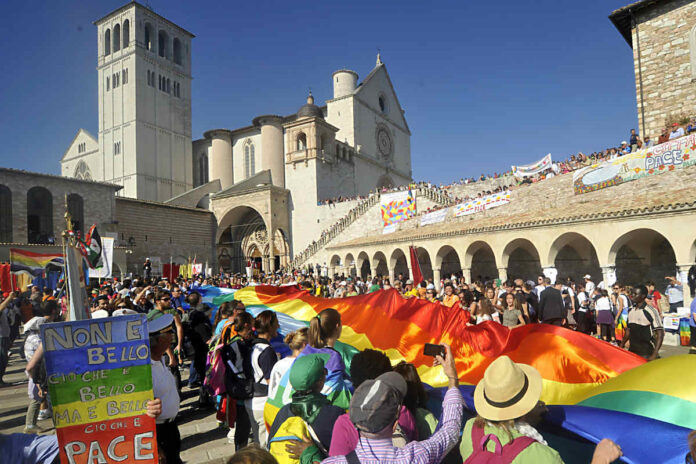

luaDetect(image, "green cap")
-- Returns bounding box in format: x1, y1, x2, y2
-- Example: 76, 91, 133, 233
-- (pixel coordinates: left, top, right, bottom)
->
290, 354, 327, 392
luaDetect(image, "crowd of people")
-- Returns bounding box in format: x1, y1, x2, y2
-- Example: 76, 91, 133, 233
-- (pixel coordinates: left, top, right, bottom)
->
2, 261, 694, 463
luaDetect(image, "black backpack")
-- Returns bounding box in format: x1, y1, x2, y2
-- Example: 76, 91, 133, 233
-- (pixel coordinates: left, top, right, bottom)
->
221, 338, 254, 400
221, 338, 271, 400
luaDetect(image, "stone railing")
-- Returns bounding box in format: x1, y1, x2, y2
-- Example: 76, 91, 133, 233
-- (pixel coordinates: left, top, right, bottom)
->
291, 186, 454, 268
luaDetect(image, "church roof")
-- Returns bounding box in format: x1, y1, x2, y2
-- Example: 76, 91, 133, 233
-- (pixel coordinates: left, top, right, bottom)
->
212, 170, 276, 199
297, 93, 325, 119
609, 0, 662, 47
0, 167, 122, 190
94, 1, 195, 38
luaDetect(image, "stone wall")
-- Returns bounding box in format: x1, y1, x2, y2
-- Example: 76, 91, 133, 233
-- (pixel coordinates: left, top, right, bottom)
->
114, 197, 216, 275
633, 0, 696, 138
0, 168, 119, 244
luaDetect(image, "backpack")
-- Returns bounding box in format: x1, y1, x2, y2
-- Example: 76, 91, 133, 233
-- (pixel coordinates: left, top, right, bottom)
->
221, 338, 255, 400
268, 416, 327, 464
463, 424, 535, 464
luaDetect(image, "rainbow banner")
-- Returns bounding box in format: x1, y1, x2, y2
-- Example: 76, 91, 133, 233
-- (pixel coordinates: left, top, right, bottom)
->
380, 190, 416, 227
573, 133, 696, 194
41, 315, 158, 464
453, 190, 510, 217
228, 285, 696, 464
10, 248, 64, 276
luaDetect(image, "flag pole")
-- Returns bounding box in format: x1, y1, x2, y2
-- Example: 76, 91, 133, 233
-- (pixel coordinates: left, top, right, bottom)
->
62, 194, 73, 319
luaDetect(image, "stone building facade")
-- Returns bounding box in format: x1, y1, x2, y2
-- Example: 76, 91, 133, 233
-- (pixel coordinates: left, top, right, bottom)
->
0, 168, 215, 279
114, 197, 216, 275
57, 2, 413, 274
610, 0, 696, 139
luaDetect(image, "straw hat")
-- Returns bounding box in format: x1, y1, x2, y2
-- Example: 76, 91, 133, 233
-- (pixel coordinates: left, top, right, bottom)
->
474, 356, 542, 421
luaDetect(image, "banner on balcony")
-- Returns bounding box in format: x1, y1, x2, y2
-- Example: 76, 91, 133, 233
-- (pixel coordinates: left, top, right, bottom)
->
573, 134, 696, 194
453, 191, 510, 217
380, 190, 416, 227
420, 208, 448, 226
512, 153, 552, 178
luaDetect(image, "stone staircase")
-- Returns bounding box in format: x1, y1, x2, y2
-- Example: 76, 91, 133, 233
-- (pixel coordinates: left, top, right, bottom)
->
291, 186, 453, 268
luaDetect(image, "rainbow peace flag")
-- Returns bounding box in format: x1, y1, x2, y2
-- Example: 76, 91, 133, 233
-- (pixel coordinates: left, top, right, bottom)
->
220, 285, 696, 464
10, 248, 64, 277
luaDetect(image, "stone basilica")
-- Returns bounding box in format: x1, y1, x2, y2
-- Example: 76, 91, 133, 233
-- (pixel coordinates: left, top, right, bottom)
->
58, 1, 412, 273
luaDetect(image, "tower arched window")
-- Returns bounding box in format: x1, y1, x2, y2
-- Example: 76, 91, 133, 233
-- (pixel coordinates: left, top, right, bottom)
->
173, 38, 182, 65
27, 187, 53, 244
297, 132, 307, 151
158, 30, 169, 59
244, 143, 256, 179
104, 29, 111, 55
144, 23, 153, 51
0, 185, 12, 243
123, 19, 130, 48
113, 23, 121, 52
67, 193, 84, 235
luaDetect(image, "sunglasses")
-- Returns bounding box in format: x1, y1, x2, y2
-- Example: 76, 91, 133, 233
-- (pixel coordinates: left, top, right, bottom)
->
160, 297, 171, 301
117, 305, 128, 309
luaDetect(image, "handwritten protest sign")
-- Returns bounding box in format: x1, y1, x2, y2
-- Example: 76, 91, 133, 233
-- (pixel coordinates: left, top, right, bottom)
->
40, 314, 158, 464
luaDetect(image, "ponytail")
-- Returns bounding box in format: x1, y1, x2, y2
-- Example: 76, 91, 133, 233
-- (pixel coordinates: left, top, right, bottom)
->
308, 308, 341, 348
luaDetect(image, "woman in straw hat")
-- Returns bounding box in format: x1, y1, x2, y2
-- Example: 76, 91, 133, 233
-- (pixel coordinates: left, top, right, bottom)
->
460, 356, 623, 463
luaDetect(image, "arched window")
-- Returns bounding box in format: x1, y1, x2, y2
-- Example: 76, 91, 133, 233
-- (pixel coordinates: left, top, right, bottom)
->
166, 78, 171, 94
336, 143, 340, 158
144, 23, 153, 51
297, 132, 307, 151
123, 19, 130, 48
104, 29, 111, 55
67, 194, 84, 234
0, 185, 11, 243
74, 160, 92, 181
244, 143, 256, 179
27, 187, 53, 244
158, 30, 168, 58
173, 38, 182, 65
113, 24, 121, 52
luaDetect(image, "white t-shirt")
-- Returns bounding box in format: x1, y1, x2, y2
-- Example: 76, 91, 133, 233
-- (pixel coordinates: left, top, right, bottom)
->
267, 356, 295, 402
151, 358, 180, 422
576, 292, 588, 312
534, 285, 546, 297
595, 297, 612, 312
585, 281, 596, 295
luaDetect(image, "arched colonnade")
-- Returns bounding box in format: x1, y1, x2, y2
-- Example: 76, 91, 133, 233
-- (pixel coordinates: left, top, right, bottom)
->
327, 216, 696, 307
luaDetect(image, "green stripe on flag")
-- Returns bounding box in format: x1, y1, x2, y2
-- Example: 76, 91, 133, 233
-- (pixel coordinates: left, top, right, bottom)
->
48, 364, 152, 405
578, 390, 696, 430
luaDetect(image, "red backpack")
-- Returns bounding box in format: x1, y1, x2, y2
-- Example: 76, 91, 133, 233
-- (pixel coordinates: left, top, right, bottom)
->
463, 424, 535, 464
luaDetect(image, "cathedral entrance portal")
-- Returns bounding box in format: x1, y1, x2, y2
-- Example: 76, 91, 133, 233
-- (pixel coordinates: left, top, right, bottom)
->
216, 205, 290, 274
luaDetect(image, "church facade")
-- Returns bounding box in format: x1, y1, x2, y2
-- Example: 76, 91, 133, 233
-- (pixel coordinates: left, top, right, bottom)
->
59, 1, 413, 274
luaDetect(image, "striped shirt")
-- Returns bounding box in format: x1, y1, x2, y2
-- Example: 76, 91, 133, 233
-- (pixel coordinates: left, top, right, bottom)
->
321, 387, 463, 464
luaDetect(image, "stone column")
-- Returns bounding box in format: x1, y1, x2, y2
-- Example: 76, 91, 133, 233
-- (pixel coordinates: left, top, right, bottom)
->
433, 267, 442, 292
678, 264, 692, 310
601, 266, 616, 288
462, 267, 472, 285
497, 267, 508, 282
542, 266, 558, 285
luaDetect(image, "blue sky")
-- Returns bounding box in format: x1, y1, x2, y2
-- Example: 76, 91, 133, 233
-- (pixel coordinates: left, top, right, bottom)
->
0, 0, 636, 184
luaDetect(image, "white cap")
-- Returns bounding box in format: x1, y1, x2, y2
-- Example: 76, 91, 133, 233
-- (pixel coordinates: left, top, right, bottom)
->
113, 308, 138, 316
584, 274, 592, 279
621, 141, 627, 145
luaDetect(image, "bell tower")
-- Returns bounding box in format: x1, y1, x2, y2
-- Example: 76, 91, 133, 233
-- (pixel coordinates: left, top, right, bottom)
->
94, 2, 194, 201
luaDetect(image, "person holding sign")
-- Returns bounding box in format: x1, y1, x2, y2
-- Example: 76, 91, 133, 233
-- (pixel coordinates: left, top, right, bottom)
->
147, 311, 183, 464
